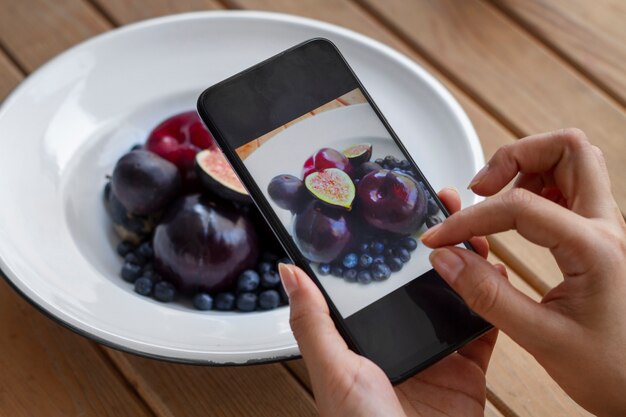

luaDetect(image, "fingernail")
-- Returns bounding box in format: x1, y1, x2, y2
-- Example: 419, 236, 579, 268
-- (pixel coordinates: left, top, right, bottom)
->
420, 223, 442, 242
468, 163, 489, 189
278, 263, 298, 297
429, 248, 464, 284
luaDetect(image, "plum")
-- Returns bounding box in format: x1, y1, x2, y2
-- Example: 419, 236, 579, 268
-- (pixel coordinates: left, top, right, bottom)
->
104, 182, 157, 243
355, 161, 382, 180
268, 174, 309, 213
152, 194, 259, 293
111, 150, 181, 215
293, 202, 351, 263
302, 148, 351, 179
357, 169, 427, 235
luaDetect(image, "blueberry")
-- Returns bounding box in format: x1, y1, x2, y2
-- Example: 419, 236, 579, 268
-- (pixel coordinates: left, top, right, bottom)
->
387, 257, 403, 272
261, 270, 281, 288
358, 242, 370, 253
371, 264, 391, 281
140, 269, 156, 281
258, 290, 281, 310
373, 255, 386, 265
342, 253, 358, 269
153, 281, 176, 302
354, 178, 360, 185
370, 240, 385, 255
318, 263, 332, 276
357, 270, 373, 284
393, 247, 411, 263
121, 262, 142, 282
125, 252, 145, 266
426, 215, 442, 228
399, 159, 411, 170
236, 292, 258, 312
142, 262, 154, 273
331, 265, 344, 277
359, 253, 373, 268
193, 293, 214, 311
133, 277, 153, 296
384, 155, 399, 168
137, 241, 153, 259
427, 198, 439, 216
399, 237, 418, 252
116, 241, 135, 257
384, 247, 395, 257
257, 262, 273, 274
375, 158, 384, 165
343, 268, 358, 282
278, 257, 293, 265
237, 270, 260, 292
130, 143, 143, 151
215, 292, 236, 311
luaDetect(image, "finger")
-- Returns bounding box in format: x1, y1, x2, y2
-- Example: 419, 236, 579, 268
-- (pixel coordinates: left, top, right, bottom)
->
469, 129, 614, 219
429, 247, 561, 353
437, 187, 489, 258
278, 264, 349, 371
422, 188, 594, 272
494, 263, 508, 277
457, 328, 499, 373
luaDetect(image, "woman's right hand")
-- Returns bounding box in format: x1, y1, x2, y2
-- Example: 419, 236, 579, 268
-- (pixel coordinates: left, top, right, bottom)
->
421, 128, 626, 417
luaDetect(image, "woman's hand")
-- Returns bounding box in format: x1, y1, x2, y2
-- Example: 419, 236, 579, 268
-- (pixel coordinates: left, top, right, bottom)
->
422, 128, 626, 417
279, 189, 502, 417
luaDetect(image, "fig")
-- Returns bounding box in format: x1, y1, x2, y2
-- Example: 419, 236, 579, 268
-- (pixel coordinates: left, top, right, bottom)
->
195, 148, 251, 203
111, 150, 181, 215
305, 168, 355, 210
268, 174, 309, 213
104, 182, 157, 244
302, 148, 351, 179
293, 202, 351, 263
342, 143, 372, 166
357, 170, 427, 235
153, 194, 259, 293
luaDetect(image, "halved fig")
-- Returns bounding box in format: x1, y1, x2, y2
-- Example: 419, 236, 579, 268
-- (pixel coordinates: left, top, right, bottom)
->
195, 148, 251, 203
342, 143, 372, 166
304, 168, 355, 210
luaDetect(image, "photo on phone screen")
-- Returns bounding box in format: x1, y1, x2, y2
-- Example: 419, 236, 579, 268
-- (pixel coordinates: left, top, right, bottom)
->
236, 87, 444, 318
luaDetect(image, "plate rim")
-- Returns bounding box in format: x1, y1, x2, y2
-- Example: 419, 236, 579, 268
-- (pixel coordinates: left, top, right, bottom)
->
0, 10, 483, 365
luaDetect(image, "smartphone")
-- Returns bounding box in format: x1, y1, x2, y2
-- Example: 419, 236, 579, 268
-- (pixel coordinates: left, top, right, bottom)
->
197, 38, 491, 383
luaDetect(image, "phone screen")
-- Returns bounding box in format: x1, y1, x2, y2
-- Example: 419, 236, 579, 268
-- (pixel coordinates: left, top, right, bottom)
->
198, 39, 490, 380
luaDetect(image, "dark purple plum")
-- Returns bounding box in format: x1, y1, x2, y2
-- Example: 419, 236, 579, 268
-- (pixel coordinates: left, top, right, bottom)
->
357, 169, 427, 235
153, 194, 259, 293
104, 182, 157, 243
293, 202, 351, 263
267, 174, 308, 213
111, 150, 181, 215
356, 161, 382, 180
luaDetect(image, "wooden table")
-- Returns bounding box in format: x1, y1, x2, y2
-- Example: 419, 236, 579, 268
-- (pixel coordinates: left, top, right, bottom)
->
1, 1, 624, 415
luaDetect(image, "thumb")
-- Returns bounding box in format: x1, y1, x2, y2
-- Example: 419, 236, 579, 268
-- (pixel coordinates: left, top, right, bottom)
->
278, 263, 350, 369
429, 247, 556, 352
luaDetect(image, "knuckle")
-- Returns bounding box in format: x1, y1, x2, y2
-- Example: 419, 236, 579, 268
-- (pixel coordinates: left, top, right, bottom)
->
467, 273, 500, 315
559, 127, 589, 150
505, 187, 534, 208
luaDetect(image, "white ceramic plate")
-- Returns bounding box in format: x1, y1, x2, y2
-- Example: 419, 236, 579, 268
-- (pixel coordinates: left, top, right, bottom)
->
0, 11, 483, 364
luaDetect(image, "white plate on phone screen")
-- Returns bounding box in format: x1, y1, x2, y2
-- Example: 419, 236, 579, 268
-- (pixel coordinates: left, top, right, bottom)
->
0, 11, 483, 364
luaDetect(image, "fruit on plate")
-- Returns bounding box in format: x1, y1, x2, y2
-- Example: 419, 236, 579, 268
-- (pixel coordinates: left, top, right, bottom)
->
153, 194, 259, 293
342, 143, 372, 166
293, 202, 351, 263
267, 174, 309, 213
195, 148, 251, 203
104, 182, 157, 243
304, 168, 355, 210
146, 111, 215, 182
111, 150, 181, 215
302, 147, 351, 179
355, 161, 382, 180
357, 169, 427, 234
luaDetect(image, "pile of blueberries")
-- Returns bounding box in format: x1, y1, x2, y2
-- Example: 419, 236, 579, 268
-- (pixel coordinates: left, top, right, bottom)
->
317, 236, 419, 284
117, 240, 289, 312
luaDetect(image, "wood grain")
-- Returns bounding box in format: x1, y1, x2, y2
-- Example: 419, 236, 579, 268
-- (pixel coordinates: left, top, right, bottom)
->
0, 277, 153, 416
105, 349, 318, 417
358, 0, 626, 214
0, 52, 21, 101
0, 0, 109, 72
91, 0, 224, 25
492, 0, 626, 108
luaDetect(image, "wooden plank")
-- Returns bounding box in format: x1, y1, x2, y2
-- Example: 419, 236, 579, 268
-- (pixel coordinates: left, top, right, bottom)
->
0, 277, 154, 416
358, 0, 626, 214
492, 0, 626, 108
91, 0, 224, 25
0, 0, 109, 72
105, 349, 318, 417
0, 52, 22, 101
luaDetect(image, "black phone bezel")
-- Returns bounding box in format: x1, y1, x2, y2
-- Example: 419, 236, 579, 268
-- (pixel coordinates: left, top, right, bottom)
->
197, 38, 492, 383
